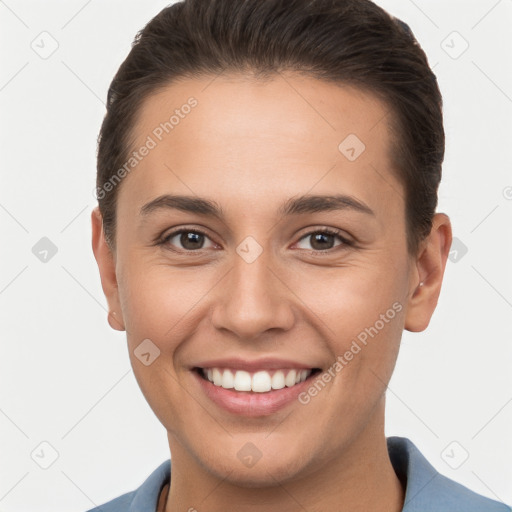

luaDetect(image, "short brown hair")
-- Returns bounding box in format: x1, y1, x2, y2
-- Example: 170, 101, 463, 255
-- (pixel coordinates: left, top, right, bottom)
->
96, 0, 444, 256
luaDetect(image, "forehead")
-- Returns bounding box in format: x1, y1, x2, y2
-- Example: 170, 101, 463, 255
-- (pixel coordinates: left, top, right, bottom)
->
122, 72, 403, 222
134, 72, 392, 154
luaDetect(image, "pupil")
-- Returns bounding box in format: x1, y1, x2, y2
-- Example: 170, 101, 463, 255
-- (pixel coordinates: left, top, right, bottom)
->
311, 233, 333, 250
182, 232, 203, 250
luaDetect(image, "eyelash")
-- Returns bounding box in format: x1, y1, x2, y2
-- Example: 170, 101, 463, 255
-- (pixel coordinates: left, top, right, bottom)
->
157, 226, 353, 254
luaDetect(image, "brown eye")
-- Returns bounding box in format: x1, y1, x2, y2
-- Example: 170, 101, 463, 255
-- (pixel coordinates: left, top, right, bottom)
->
161, 229, 216, 251
295, 229, 351, 252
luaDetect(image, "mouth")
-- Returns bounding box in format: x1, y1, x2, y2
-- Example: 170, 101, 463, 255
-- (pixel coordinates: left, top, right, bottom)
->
193, 366, 323, 393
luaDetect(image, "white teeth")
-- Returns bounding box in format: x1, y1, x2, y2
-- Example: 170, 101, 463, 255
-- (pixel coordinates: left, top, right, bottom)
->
212, 368, 223, 386
233, 370, 252, 391
202, 367, 313, 392
271, 371, 286, 389
252, 371, 272, 392
285, 369, 297, 387
221, 369, 234, 389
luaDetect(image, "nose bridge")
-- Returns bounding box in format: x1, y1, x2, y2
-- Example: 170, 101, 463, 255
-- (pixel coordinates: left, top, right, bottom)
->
211, 239, 294, 338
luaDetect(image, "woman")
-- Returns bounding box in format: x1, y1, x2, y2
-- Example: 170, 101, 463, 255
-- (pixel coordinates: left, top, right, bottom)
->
89, 0, 510, 511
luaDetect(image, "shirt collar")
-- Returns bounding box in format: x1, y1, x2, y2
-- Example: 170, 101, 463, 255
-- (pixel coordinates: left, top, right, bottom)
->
387, 436, 509, 511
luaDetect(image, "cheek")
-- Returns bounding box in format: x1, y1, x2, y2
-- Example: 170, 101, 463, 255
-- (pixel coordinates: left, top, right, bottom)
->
295, 255, 406, 331
118, 260, 205, 344
116, 262, 202, 429
295, 260, 406, 386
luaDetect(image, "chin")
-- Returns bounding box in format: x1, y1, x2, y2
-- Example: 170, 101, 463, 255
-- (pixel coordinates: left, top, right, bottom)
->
195, 442, 314, 488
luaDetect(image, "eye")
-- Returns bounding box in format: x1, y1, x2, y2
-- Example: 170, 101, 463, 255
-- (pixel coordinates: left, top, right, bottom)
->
295, 228, 352, 252
159, 228, 217, 252
157, 226, 352, 253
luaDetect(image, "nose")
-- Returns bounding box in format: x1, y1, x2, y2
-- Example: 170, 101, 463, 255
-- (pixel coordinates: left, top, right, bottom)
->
210, 248, 295, 341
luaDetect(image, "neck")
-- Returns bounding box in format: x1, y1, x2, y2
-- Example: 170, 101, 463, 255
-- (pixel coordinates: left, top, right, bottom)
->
164, 402, 404, 512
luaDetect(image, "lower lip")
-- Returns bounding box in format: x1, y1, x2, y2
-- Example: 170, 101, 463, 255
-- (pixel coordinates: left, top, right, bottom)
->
193, 369, 318, 417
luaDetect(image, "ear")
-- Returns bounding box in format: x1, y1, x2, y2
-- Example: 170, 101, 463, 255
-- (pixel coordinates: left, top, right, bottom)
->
91, 206, 125, 331
404, 213, 452, 332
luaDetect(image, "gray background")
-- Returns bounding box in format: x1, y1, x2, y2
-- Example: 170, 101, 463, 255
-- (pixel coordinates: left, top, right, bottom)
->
1, 0, 511, 510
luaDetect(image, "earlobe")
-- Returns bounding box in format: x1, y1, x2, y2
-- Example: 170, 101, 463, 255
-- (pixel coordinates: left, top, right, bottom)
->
107, 310, 125, 331
404, 213, 452, 332
91, 207, 126, 332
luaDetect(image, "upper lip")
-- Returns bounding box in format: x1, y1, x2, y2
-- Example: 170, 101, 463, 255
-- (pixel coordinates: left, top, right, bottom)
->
192, 357, 320, 372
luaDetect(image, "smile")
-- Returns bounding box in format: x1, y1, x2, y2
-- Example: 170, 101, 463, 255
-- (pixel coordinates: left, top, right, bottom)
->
198, 367, 320, 392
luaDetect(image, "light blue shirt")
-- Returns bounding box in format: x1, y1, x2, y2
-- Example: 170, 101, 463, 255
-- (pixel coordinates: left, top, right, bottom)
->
86, 436, 511, 511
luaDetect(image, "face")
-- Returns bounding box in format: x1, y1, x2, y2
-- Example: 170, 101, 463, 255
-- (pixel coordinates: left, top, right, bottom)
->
93, 72, 450, 486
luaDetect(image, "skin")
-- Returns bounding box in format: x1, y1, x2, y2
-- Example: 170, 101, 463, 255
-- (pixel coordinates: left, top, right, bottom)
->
92, 72, 452, 512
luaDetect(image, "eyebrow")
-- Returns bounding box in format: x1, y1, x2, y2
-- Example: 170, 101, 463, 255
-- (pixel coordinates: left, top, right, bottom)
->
139, 193, 375, 220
